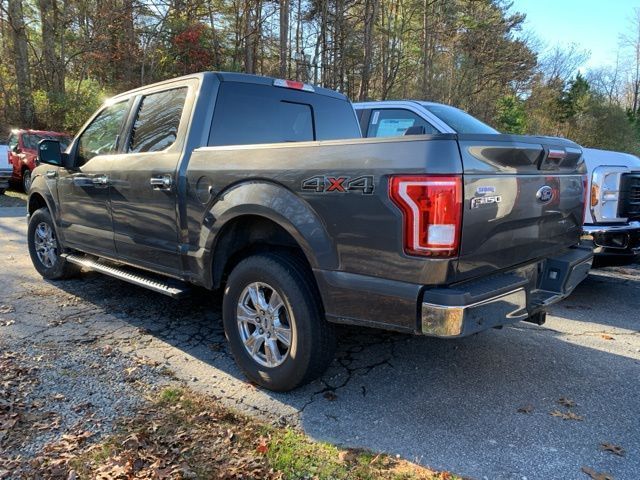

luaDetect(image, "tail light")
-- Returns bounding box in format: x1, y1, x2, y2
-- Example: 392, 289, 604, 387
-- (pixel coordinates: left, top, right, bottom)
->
389, 175, 462, 257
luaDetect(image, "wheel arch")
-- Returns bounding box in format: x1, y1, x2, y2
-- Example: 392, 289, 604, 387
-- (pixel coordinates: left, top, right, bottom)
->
202, 182, 338, 290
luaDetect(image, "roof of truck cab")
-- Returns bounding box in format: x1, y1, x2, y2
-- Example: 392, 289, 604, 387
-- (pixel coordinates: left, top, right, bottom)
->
109, 71, 348, 102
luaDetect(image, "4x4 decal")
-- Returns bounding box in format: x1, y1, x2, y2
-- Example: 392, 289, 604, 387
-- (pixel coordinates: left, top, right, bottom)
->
301, 175, 374, 194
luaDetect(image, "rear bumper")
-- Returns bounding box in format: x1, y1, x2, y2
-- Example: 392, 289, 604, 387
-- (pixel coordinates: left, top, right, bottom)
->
582, 222, 640, 259
420, 246, 593, 337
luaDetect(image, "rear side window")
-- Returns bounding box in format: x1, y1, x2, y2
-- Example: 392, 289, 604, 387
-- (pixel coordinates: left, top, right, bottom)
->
367, 109, 438, 137
209, 82, 361, 146
129, 87, 187, 153
209, 83, 313, 146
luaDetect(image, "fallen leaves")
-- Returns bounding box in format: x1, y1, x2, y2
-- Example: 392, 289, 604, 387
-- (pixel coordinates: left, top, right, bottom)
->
600, 442, 625, 457
323, 391, 338, 401
601, 334, 615, 341
0, 305, 15, 314
558, 397, 577, 408
581, 466, 614, 480
517, 405, 534, 414
550, 410, 583, 421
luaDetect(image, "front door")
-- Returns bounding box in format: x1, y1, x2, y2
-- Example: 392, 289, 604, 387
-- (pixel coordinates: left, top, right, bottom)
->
56, 99, 131, 256
108, 85, 190, 274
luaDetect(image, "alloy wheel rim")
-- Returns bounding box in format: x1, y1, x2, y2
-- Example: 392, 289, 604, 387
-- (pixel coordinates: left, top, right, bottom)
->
236, 282, 292, 368
34, 222, 58, 268
23, 171, 31, 191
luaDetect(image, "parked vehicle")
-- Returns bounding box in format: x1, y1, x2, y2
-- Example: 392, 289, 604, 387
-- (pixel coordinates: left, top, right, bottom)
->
0, 144, 10, 194
28, 73, 591, 391
581, 149, 640, 266
6, 129, 71, 192
355, 100, 639, 265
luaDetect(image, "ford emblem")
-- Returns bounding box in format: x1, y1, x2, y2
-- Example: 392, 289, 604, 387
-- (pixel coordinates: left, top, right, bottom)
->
536, 185, 553, 203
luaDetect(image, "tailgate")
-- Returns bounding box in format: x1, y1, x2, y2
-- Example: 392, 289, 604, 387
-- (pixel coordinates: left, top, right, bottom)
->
456, 134, 586, 280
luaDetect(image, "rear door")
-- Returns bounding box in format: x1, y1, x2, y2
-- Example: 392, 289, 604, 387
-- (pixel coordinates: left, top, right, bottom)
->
108, 82, 192, 275
456, 134, 586, 281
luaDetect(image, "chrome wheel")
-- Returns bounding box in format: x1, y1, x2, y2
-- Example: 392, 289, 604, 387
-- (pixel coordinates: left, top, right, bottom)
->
34, 222, 58, 268
237, 282, 292, 368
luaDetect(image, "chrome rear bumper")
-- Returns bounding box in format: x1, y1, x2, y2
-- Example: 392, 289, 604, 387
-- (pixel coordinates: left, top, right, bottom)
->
421, 247, 593, 337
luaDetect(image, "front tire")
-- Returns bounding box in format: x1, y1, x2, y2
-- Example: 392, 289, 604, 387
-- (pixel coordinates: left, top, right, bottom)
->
22, 169, 32, 192
222, 252, 336, 391
28, 208, 78, 279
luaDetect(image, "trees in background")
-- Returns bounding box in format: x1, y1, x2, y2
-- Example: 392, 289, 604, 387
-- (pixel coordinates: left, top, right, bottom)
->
0, 0, 639, 154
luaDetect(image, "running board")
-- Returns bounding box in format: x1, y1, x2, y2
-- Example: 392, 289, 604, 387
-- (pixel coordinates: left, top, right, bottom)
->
62, 254, 189, 299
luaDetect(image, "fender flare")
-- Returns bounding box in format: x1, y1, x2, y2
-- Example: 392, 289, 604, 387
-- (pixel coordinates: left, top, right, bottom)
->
202, 181, 338, 277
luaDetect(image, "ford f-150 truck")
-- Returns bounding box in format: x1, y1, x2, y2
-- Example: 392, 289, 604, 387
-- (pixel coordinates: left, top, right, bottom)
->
29, 73, 592, 391
355, 100, 639, 266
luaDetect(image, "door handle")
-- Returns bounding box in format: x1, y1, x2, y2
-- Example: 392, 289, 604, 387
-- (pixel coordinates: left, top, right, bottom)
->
46, 170, 57, 179
150, 174, 172, 190
92, 175, 109, 186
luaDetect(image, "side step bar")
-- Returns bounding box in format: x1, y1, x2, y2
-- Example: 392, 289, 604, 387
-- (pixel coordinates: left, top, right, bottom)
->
62, 254, 190, 299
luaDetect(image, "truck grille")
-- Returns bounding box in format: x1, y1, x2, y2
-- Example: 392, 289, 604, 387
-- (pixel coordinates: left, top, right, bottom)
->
619, 173, 640, 221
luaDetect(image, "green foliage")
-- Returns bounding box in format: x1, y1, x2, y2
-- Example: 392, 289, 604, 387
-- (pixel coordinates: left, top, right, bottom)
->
495, 95, 527, 134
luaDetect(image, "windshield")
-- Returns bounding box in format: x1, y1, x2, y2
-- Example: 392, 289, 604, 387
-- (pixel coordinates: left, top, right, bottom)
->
421, 103, 499, 134
23, 133, 72, 151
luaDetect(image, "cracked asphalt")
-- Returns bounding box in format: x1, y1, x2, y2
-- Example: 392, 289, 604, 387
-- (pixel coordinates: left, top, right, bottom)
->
1, 202, 639, 480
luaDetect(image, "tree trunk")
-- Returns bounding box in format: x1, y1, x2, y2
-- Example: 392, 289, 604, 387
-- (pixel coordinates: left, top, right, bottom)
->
358, 0, 378, 100
8, 0, 35, 126
39, 0, 66, 127
279, 0, 289, 77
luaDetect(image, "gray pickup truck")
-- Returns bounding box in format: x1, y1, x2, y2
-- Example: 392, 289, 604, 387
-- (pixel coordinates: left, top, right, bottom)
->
29, 72, 592, 390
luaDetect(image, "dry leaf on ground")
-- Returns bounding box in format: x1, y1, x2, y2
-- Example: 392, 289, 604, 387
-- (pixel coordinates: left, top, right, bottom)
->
600, 443, 625, 457
517, 405, 534, 414
558, 397, 576, 408
550, 410, 583, 421
581, 466, 614, 480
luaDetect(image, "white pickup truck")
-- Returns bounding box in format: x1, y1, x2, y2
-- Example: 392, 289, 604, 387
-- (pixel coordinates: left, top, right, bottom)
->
354, 100, 640, 266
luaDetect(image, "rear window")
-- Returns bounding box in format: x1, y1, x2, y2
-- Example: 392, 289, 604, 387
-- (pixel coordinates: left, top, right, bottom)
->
209, 82, 360, 146
421, 104, 498, 134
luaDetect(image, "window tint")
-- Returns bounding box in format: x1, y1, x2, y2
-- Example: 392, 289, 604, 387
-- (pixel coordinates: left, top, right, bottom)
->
209, 83, 313, 146
77, 100, 129, 164
129, 88, 187, 153
367, 109, 438, 137
421, 103, 498, 134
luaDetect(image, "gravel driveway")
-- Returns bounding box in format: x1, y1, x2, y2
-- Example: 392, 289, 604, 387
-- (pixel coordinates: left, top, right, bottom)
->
1, 200, 639, 480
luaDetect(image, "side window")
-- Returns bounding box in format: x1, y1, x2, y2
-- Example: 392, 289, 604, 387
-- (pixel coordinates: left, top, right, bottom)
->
209, 83, 314, 146
367, 109, 438, 137
7, 134, 18, 151
77, 101, 129, 165
129, 87, 187, 153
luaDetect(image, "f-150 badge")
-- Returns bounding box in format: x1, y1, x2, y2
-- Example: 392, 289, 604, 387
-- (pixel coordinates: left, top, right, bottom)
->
471, 185, 501, 208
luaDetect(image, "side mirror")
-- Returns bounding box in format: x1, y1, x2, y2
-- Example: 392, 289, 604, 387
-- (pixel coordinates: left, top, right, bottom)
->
37, 139, 63, 166
404, 125, 426, 136
12, 145, 21, 154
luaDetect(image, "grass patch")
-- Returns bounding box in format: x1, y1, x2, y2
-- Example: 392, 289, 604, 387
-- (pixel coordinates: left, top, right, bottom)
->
31, 387, 462, 479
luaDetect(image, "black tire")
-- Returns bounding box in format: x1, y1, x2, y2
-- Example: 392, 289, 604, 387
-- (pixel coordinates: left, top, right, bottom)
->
22, 169, 32, 192
222, 252, 336, 391
28, 207, 78, 280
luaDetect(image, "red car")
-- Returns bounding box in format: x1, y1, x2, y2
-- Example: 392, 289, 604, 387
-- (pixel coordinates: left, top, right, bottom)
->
7, 129, 72, 191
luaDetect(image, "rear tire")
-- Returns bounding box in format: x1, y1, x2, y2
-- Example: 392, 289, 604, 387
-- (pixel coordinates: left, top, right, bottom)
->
222, 252, 336, 391
28, 208, 78, 280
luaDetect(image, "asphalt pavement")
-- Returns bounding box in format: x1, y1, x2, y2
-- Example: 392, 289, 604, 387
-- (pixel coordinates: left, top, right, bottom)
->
1, 201, 638, 480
